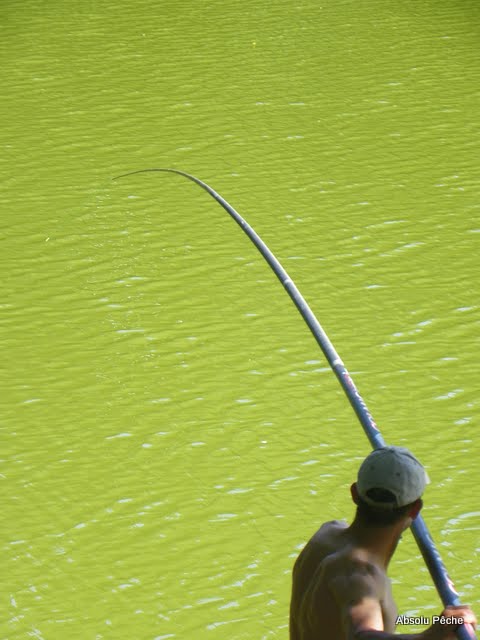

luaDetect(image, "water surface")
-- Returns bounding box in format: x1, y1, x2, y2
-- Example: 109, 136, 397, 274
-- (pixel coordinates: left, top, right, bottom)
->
2, 1, 479, 638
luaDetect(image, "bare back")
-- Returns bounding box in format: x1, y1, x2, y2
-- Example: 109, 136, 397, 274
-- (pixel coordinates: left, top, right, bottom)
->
290, 521, 397, 640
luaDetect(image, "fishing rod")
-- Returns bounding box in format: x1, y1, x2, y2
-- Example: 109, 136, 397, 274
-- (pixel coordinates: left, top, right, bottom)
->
114, 168, 475, 639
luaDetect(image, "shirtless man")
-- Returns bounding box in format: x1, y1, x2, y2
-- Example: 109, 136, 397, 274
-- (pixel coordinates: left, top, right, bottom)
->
290, 446, 476, 640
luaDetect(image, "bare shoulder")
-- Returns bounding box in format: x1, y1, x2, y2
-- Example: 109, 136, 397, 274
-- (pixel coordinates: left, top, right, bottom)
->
320, 519, 348, 530
312, 519, 348, 541
327, 551, 388, 602
326, 552, 393, 636
320, 519, 348, 531
293, 520, 349, 583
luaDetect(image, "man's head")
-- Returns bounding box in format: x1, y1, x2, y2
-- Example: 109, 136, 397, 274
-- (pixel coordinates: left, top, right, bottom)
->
352, 446, 429, 526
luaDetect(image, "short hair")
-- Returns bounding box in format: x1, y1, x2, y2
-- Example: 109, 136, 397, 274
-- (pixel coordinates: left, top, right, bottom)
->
356, 488, 419, 527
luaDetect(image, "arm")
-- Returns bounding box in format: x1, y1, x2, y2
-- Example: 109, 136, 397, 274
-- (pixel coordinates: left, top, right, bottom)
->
330, 559, 402, 639
330, 561, 475, 640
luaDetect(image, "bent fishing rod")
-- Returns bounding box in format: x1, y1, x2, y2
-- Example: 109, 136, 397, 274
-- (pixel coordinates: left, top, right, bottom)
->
114, 168, 475, 639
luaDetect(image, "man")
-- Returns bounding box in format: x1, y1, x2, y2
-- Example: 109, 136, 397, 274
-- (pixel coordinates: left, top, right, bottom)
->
290, 446, 476, 640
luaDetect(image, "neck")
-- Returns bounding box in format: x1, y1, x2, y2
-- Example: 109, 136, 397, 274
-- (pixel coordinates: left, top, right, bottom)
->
347, 515, 407, 569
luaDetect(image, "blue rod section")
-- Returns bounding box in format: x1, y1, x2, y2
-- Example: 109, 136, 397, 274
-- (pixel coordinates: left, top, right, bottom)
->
115, 168, 475, 639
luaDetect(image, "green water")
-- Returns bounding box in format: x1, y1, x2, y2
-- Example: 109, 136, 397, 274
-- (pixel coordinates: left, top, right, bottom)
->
2, 1, 479, 638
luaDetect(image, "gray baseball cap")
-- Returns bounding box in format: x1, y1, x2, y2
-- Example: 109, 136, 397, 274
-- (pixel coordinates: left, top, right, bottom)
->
357, 446, 429, 509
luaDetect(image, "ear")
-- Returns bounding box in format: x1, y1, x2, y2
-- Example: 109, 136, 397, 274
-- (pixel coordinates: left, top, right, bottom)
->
351, 482, 360, 505
408, 498, 423, 520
